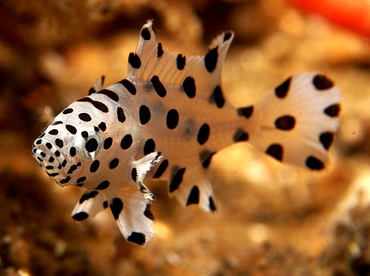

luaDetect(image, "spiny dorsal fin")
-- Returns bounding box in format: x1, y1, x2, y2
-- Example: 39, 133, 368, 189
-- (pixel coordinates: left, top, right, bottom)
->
242, 72, 340, 170
88, 75, 105, 95
127, 20, 234, 98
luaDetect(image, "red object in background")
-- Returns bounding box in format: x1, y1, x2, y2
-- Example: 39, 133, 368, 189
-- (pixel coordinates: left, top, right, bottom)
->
286, 0, 370, 37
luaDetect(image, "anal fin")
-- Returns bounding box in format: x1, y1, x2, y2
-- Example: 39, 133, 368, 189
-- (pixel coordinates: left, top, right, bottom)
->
107, 187, 155, 246
169, 165, 217, 212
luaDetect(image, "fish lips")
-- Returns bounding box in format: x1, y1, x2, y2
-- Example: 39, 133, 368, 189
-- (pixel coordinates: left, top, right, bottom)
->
31, 137, 69, 184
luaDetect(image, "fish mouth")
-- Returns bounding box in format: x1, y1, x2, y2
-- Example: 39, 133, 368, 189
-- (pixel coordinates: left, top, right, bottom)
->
31, 137, 67, 182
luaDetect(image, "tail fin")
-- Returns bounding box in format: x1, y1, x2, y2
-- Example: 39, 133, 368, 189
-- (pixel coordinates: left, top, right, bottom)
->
243, 72, 340, 170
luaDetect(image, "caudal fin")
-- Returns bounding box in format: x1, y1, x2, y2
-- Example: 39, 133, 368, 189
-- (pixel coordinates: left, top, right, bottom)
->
242, 72, 340, 170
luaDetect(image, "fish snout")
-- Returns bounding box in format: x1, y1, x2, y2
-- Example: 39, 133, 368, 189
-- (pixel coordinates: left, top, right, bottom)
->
31, 138, 65, 181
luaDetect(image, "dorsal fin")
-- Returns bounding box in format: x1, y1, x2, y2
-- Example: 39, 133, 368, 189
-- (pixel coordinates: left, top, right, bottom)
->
127, 20, 234, 98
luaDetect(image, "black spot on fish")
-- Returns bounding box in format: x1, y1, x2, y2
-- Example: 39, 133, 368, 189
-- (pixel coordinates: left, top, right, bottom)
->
182, 77, 196, 98
72, 212, 89, 221
324, 104, 340, 117
109, 158, 119, 169
275, 115, 295, 130
48, 129, 58, 135
70, 147, 76, 157
204, 46, 218, 72
233, 129, 249, 142
77, 176, 86, 184
96, 180, 110, 190
169, 167, 186, 192
237, 106, 254, 119
55, 139, 64, 148
275, 77, 291, 98
141, 27, 151, 40
144, 204, 155, 220
144, 139, 156, 155
223, 32, 232, 42
110, 198, 123, 220
97, 89, 119, 102
78, 113, 92, 122
98, 122, 106, 132
319, 132, 334, 150
151, 75, 166, 97
153, 159, 168, 178
306, 156, 324, 170
63, 108, 73, 114
128, 53, 141, 69
266, 144, 283, 161
79, 191, 99, 204
209, 196, 216, 211
131, 168, 137, 182
186, 186, 200, 205
199, 150, 216, 169
118, 79, 137, 95
104, 137, 113, 150
117, 107, 126, 123
177, 54, 186, 70
127, 232, 145, 245
139, 105, 151, 125
157, 43, 164, 58
90, 160, 100, 173
197, 123, 210, 145
209, 85, 225, 108
313, 74, 334, 90
120, 134, 133, 150
166, 109, 179, 129
59, 176, 71, 184
77, 97, 108, 113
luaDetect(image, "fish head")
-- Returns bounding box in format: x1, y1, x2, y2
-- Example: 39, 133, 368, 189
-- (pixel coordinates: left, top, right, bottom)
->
31, 105, 108, 187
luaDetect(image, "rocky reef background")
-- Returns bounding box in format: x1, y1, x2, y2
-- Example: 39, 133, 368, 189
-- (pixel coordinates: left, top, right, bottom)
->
0, 0, 369, 275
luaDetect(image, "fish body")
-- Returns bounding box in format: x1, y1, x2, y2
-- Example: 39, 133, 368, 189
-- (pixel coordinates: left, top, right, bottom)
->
32, 20, 341, 246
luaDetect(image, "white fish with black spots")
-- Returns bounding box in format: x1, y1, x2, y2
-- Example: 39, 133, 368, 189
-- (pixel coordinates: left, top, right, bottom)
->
31, 20, 341, 246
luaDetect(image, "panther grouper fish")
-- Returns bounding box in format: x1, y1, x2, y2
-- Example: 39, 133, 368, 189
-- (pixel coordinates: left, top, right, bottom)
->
31, 20, 341, 246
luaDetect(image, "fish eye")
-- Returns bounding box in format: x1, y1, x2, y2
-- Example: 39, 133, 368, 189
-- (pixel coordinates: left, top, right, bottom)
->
73, 127, 103, 161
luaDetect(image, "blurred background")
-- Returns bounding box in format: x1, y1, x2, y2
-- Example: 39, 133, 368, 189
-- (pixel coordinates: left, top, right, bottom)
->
1, 0, 370, 275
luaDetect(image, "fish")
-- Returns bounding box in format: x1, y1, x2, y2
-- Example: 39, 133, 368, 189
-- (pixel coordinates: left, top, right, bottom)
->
31, 20, 341, 246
